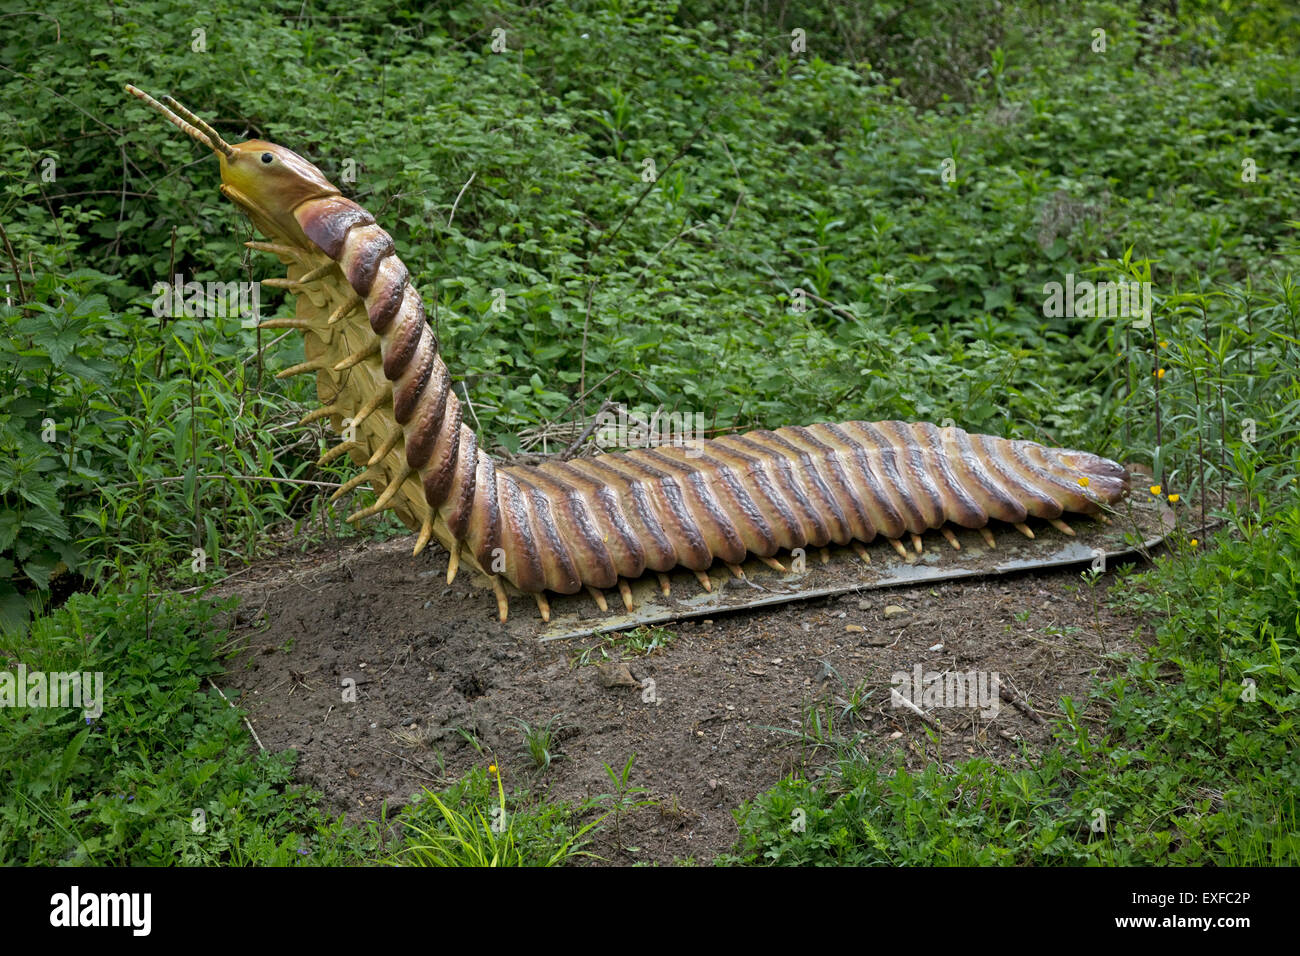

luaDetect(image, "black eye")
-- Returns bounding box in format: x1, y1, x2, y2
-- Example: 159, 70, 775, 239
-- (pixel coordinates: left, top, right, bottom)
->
261, 152, 273, 164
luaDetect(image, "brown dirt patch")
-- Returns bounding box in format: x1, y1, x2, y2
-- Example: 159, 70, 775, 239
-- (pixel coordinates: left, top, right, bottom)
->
209, 530, 1152, 865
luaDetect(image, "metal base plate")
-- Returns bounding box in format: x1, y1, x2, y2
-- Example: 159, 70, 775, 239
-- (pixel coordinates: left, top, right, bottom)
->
528, 498, 1173, 642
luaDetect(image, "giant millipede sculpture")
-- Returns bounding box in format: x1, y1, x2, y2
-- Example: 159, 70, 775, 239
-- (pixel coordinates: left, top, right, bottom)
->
126, 85, 1130, 623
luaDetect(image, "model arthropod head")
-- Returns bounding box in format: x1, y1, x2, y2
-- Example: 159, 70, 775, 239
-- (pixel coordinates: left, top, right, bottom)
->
126, 86, 338, 246
127, 83, 1132, 625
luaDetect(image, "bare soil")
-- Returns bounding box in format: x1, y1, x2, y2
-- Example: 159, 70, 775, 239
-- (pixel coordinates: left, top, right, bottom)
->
209, 526, 1153, 866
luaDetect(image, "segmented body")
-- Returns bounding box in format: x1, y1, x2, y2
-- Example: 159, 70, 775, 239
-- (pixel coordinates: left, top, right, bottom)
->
126, 86, 1131, 622
286, 193, 1129, 615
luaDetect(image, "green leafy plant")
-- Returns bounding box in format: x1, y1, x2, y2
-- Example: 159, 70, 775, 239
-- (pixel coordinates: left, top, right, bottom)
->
395, 765, 604, 867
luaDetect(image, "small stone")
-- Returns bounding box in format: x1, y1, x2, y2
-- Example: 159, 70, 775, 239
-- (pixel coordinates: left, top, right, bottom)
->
929, 642, 944, 651
884, 605, 908, 618
596, 662, 640, 689
845, 624, 865, 633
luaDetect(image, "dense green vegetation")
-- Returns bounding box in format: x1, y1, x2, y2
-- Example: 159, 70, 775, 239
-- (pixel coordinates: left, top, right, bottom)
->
1, 0, 1297, 864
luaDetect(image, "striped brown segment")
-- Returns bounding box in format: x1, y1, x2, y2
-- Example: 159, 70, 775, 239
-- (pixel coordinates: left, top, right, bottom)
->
420, 397, 463, 508
366, 259, 408, 333
339, 224, 394, 296
818, 422, 899, 539
559, 457, 682, 572
700, 437, 799, 551
538, 460, 647, 580
404, 358, 449, 469
391, 328, 435, 425
382, 298, 426, 380
572, 454, 712, 570
720, 432, 833, 547
497, 470, 546, 592
633, 449, 748, 565
782, 425, 877, 544
942, 426, 1028, 524
840, 421, 930, 534
514, 467, 617, 589
463, 449, 502, 568
442, 425, 481, 540
296, 196, 375, 258
909, 422, 987, 529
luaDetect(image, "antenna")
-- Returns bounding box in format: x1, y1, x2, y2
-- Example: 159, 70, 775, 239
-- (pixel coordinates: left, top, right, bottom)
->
125, 84, 235, 158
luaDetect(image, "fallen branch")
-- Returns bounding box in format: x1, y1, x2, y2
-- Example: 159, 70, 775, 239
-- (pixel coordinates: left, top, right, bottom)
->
207, 678, 265, 751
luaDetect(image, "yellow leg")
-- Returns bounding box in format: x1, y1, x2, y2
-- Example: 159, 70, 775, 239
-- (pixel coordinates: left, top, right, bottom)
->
333, 340, 381, 371
491, 576, 509, 623
295, 261, 337, 285
346, 464, 412, 523
245, 239, 304, 261
330, 467, 376, 503
366, 427, 403, 466
317, 440, 359, 467
350, 389, 388, 428
412, 513, 434, 557
276, 358, 324, 379
298, 404, 340, 427
327, 292, 363, 325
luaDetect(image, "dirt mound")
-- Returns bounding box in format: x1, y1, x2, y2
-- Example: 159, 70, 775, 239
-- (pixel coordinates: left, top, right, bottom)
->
210, 535, 1146, 865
